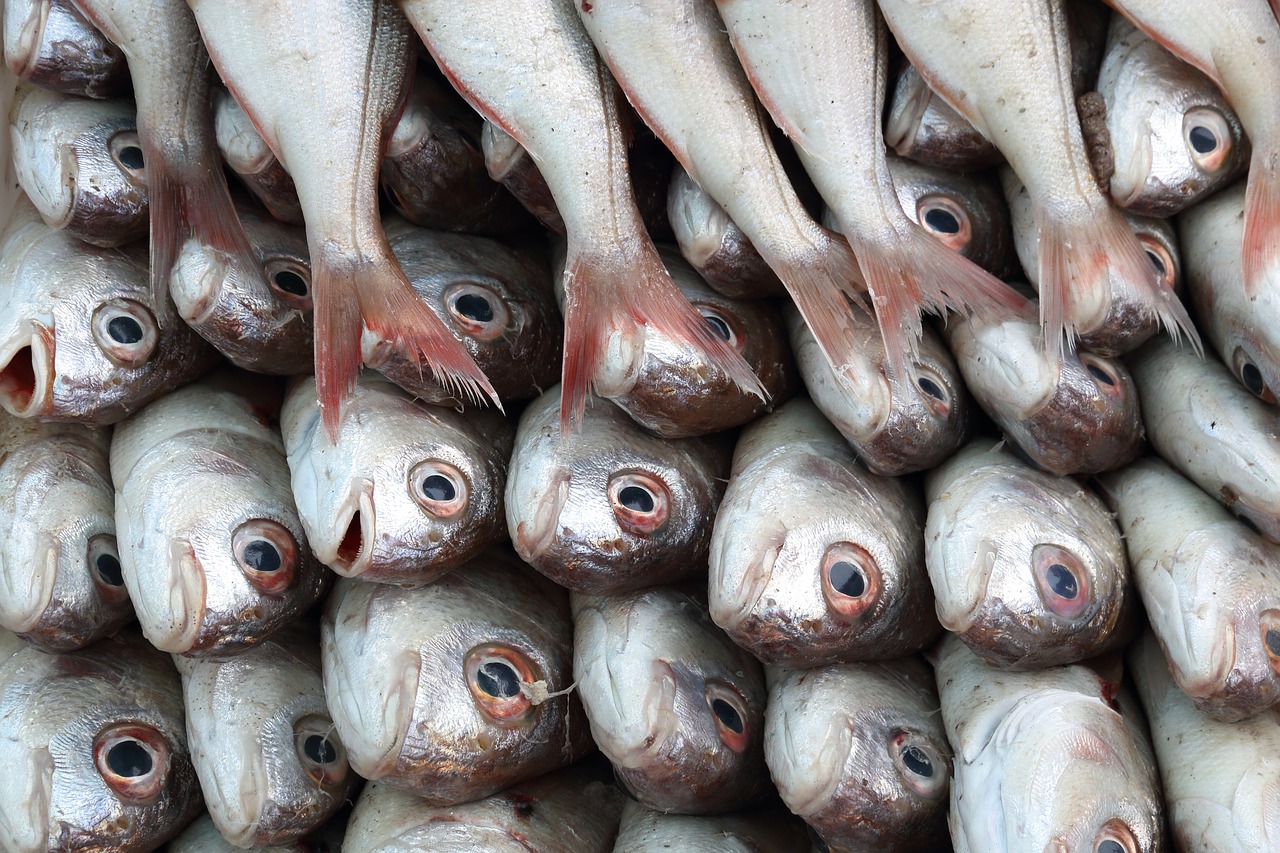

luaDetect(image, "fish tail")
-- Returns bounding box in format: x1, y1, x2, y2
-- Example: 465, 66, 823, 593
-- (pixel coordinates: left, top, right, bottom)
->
559, 244, 768, 432
1243, 146, 1280, 298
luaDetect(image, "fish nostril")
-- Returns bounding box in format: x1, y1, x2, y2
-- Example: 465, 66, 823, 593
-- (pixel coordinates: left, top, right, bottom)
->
338, 512, 363, 565
0, 346, 36, 410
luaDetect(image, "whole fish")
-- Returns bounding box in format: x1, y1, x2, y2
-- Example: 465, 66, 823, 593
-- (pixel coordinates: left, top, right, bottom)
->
110, 374, 328, 655
924, 439, 1132, 669
613, 800, 811, 852
709, 399, 940, 668
3, 0, 128, 97
787, 302, 970, 476
573, 586, 770, 814
167, 813, 345, 853
0, 629, 202, 852
188, 0, 497, 436
322, 550, 591, 804
1099, 17, 1249, 216
506, 387, 730, 594
879, 0, 1198, 357
343, 762, 624, 853
399, 0, 761, 432
480, 119, 564, 234
1128, 335, 1280, 542
933, 635, 1163, 852
282, 372, 512, 584
884, 62, 1001, 171
211, 87, 303, 225
176, 624, 354, 847
1130, 629, 1280, 851
765, 659, 952, 851
9, 81, 147, 246
0, 198, 217, 425
363, 217, 561, 407
1179, 180, 1280, 404
1101, 457, 1280, 722
946, 294, 1143, 475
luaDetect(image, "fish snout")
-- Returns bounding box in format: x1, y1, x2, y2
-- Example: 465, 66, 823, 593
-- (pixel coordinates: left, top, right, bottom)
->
511, 471, 569, 564
0, 326, 53, 418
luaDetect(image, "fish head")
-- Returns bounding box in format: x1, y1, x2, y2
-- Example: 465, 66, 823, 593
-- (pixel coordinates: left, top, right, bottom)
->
1, 0, 128, 98
883, 62, 1003, 171
1201, 276, 1280, 406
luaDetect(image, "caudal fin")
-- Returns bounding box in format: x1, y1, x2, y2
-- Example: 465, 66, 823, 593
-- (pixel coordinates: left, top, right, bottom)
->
559, 244, 767, 431
1242, 148, 1280, 298
312, 240, 500, 437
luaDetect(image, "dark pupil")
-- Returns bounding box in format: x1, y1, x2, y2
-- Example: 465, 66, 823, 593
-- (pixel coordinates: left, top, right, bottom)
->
1145, 249, 1167, 276
618, 485, 655, 513
303, 734, 337, 765
106, 740, 152, 778
1242, 361, 1266, 396
1097, 841, 1125, 853
711, 697, 744, 733
477, 661, 520, 698
703, 313, 732, 341
923, 207, 961, 234
828, 560, 866, 598
422, 474, 456, 502
1266, 629, 1280, 657
1047, 563, 1079, 599
242, 539, 282, 573
901, 744, 934, 777
1189, 125, 1218, 154
273, 269, 308, 296
917, 376, 945, 401
96, 553, 124, 586
107, 315, 144, 344
455, 293, 494, 323
118, 145, 145, 170
1086, 363, 1115, 386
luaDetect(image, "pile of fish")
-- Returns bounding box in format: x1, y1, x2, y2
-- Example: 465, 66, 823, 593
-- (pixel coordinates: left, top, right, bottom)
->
3, 0, 1280, 848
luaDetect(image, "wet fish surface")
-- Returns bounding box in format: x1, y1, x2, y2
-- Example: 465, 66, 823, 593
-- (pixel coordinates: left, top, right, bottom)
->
3, 0, 129, 97
612, 799, 810, 852
166, 812, 345, 853
211, 86, 303, 225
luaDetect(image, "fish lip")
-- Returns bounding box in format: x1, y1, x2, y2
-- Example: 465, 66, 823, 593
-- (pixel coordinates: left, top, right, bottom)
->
329, 486, 375, 577
170, 239, 230, 326
884, 65, 931, 153
512, 470, 569, 563
136, 539, 207, 654
2, 0, 45, 78
0, 326, 53, 418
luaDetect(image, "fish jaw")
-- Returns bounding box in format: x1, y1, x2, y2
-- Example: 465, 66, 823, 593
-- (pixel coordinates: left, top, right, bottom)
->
125, 539, 206, 655
0, 324, 54, 418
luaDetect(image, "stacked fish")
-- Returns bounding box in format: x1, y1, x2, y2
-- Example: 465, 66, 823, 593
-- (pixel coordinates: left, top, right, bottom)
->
2, 0, 1280, 849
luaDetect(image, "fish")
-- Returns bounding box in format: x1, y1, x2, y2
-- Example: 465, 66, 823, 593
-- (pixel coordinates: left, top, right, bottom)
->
321, 549, 592, 804
932, 634, 1163, 853
110, 373, 329, 655
924, 438, 1133, 669
362, 217, 562, 407
0, 197, 218, 425
0, 411, 131, 651
613, 800, 811, 852
1179, 180, 1280, 404
166, 812, 346, 853
343, 761, 624, 853
9, 81, 147, 247
765, 658, 951, 852
716, 0, 1024, 388
400, 0, 762, 432
175, 623, 354, 847
787, 300, 971, 476
0, 629, 202, 852
188, 0, 497, 436
3, 0, 128, 97
211, 87, 303, 225
479, 119, 564, 234
282, 372, 513, 584
572, 585, 770, 815
506, 386, 730, 594
1098, 16, 1249, 217
1128, 334, 1280, 542
1129, 629, 1280, 851
708, 398, 940, 668
884, 62, 1002, 171
945, 291, 1143, 475
878, 0, 1198, 358
1100, 457, 1280, 723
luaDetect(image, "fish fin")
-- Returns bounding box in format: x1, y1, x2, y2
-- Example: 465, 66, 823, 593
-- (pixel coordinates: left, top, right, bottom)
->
1243, 149, 1280, 299
312, 240, 499, 438
559, 245, 768, 431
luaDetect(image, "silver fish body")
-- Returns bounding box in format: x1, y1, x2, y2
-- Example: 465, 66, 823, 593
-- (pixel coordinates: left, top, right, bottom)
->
506, 387, 730, 594
3, 0, 128, 97
0, 411, 130, 650
110, 375, 328, 655
211, 87, 303, 225
282, 372, 512, 584
322, 550, 591, 804
924, 439, 1132, 669
9, 81, 147, 246
884, 61, 1001, 171
613, 800, 810, 852
573, 586, 770, 815
166, 812, 344, 853
709, 398, 939, 668
480, 118, 564, 234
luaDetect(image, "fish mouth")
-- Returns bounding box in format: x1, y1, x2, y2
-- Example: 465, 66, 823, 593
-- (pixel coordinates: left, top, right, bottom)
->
134, 539, 207, 654
512, 471, 569, 563
2, 0, 45, 78
169, 239, 230, 325
0, 327, 53, 418
330, 488, 375, 578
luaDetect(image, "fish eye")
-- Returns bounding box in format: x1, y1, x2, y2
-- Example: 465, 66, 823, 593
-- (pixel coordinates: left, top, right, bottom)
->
92, 299, 159, 368
1078, 354, 1125, 400
409, 460, 469, 518
232, 519, 298, 594
444, 282, 510, 341
88, 534, 129, 601
695, 304, 745, 352
464, 644, 539, 725
1093, 820, 1138, 853
1260, 611, 1280, 673
109, 131, 146, 180
913, 366, 951, 416
1032, 544, 1092, 620
821, 542, 882, 621
293, 714, 349, 787
888, 730, 948, 799
94, 723, 170, 802
916, 195, 973, 252
1184, 108, 1233, 172
264, 258, 313, 311
1233, 348, 1277, 403
1136, 236, 1177, 293
608, 471, 670, 535
704, 681, 751, 753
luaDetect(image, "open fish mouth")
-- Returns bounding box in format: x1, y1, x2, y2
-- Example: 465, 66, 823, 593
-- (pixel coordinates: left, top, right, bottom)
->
0, 325, 54, 418
330, 488, 376, 578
